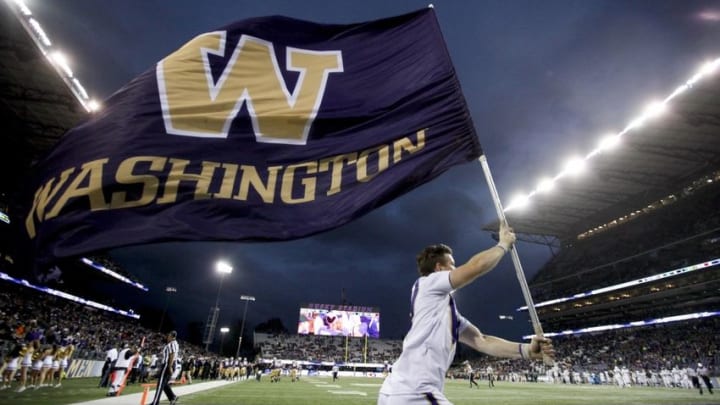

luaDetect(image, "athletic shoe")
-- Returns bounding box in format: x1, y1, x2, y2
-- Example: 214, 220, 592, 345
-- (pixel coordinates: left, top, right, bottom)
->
170, 396, 180, 404
16, 386, 26, 393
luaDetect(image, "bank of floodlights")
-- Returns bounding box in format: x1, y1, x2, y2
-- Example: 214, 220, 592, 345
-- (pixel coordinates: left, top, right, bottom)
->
506, 57, 720, 212
8, 0, 101, 112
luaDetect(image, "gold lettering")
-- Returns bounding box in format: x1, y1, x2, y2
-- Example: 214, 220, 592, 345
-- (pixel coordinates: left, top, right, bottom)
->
46, 159, 110, 219
235, 165, 281, 203
156, 159, 220, 204
357, 145, 390, 182
110, 156, 167, 209
318, 152, 357, 196
158, 33, 342, 144
27, 128, 427, 238
281, 162, 317, 204
24, 168, 74, 238
393, 129, 426, 163
213, 163, 239, 199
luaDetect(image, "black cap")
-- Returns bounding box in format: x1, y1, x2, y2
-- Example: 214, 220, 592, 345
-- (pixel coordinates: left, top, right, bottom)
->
168, 330, 177, 338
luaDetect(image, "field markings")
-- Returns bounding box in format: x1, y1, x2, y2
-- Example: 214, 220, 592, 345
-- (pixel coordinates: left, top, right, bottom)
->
350, 383, 382, 387
327, 390, 368, 396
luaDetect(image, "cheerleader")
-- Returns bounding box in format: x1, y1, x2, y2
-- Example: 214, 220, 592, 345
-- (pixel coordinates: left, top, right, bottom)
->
15, 340, 39, 392
0, 341, 24, 390
30, 344, 50, 389
53, 344, 74, 388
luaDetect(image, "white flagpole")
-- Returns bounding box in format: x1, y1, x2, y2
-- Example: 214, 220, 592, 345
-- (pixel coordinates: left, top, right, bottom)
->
478, 155, 550, 362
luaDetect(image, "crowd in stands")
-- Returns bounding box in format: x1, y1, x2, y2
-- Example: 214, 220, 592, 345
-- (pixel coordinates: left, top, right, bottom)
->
531, 182, 720, 300
256, 333, 402, 364
0, 272, 715, 398
0, 281, 226, 394
451, 317, 718, 386
256, 316, 717, 384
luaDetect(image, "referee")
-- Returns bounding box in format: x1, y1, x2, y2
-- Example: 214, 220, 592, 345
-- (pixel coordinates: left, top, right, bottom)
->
149, 331, 179, 405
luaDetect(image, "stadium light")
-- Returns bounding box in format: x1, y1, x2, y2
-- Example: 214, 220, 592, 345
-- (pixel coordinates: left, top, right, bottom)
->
642, 100, 666, 119
205, 261, 232, 351
237, 295, 256, 358
219, 327, 230, 355
563, 156, 586, 176
27, 18, 51, 46
699, 60, 719, 76
7, 1, 101, 113
598, 134, 621, 152
50, 51, 73, 78
87, 99, 101, 112
536, 178, 555, 193
158, 286, 177, 332
502, 55, 720, 213
216, 261, 233, 274
506, 193, 529, 211
12, 0, 32, 16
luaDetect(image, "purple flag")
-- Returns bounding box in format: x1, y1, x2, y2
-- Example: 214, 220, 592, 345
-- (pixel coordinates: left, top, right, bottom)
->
24, 8, 480, 263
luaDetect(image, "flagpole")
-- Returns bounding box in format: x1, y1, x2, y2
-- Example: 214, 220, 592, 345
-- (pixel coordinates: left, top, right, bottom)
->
363, 335, 368, 363
478, 155, 550, 363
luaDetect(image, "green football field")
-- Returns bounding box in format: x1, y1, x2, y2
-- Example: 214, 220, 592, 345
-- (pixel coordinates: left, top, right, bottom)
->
185, 377, 718, 405
0, 376, 717, 405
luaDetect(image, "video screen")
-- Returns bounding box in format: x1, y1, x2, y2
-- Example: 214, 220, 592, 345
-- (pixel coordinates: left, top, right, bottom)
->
297, 303, 380, 338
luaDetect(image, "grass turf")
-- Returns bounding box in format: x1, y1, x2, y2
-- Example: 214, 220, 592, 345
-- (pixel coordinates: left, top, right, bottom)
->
0, 377, 148, 404
0, 376, 717, 405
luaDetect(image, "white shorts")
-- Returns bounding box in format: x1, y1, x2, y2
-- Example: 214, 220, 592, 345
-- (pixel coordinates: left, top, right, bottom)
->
6, 357, 19, 371
378, 392, 452, 405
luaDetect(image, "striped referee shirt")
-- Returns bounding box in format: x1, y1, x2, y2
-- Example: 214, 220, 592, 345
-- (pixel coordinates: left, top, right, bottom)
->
162, 339, 179, 365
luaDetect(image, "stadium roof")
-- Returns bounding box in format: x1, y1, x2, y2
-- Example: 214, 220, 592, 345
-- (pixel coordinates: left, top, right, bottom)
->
0, 2, 147, 289
0, 2, 87, 195
484, 71, 720, 244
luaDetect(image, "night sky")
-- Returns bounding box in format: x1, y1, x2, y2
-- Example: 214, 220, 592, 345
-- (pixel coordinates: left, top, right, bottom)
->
25, 1, 720, 343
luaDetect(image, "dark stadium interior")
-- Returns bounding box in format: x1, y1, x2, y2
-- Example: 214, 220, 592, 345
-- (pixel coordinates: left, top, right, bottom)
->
0, 3, 87, 195
479, 70, 720, 334
484, 71, 720, 244
520, 174, 720, 331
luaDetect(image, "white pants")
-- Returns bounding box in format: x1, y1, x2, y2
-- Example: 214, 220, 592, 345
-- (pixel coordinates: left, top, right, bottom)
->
108, 369, 127, 394
378, 392, 452, 405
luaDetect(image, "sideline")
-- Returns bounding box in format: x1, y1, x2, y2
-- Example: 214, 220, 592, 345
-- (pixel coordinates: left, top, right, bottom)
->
74, 379, 241, 405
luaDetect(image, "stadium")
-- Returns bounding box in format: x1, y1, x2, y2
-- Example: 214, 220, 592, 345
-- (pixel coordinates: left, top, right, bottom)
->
0, 1, 718, 405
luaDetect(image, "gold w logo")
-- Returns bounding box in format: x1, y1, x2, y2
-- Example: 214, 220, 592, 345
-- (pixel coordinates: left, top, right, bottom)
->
157, 33, 343, 145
